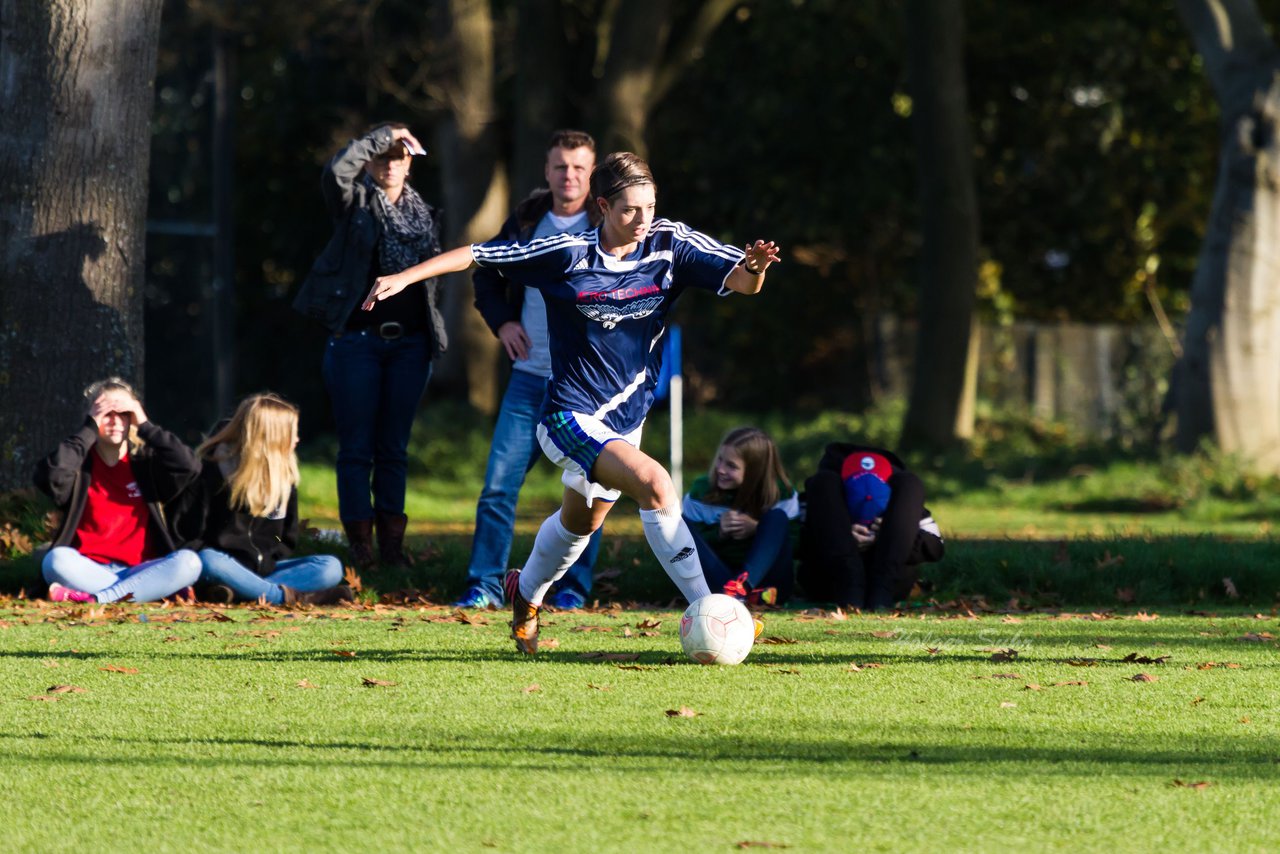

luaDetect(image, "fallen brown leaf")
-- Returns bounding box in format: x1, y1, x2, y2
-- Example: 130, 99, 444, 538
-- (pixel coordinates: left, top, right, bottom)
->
735, 842, 790, 850
636, 619, 662, 630
296, 680, 318, 689
100, 664, 139, 674
847, 662, 884, 672
665, 706, 700, 717
1023, 684, 1042, 691
1001, 616, 1023, 624
757, 636, 797, 645
333, 650, 357, 658
999, 701, 1017, 708
1239, 716, 1251, 724
1065, 658, 1098, 667
1241, 632, 1275, 642
1191, 696, 1205, 706
1131, 673, 1157, 682
1052, 680, 1088, 687
989, 649, 1019, 662
362, 677, 397, 687
570, 625, 612, 633
46, 685, 85, 694
344, 566, 363, 593
869, 630, 898, 639
587, 683, 611, 691
577, 652, 639, 662
1122, 652, 1171, 665
925, 647, 942, 655
1171, 779, 1211, 789
521, 683, 541, 693
772, 668, 800, 675
1131, 612, 1159, 622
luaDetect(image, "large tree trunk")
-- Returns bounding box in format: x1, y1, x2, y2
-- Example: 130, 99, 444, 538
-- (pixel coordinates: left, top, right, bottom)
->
0, 0, 162, 490
431, 0, 508, 414
900, 0, 979, 450
512, 0, 570, 203
1173, 0, 1280, 469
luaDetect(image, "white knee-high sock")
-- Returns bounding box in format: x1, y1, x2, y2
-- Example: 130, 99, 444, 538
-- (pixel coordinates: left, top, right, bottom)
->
639, 505, 712, 603
519, 510, 593, 605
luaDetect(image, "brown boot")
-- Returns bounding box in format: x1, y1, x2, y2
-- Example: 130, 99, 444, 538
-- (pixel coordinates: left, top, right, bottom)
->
343, 519, 376, 570
375, 511, 411, 568
282, 584, 356, 606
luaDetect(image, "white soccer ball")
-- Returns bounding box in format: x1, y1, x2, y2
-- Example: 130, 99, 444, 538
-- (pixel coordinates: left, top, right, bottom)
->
679, 593, 755, 665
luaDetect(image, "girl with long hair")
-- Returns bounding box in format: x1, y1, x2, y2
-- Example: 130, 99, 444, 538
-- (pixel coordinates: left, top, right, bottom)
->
190, 393, 351, 605
363, 151, 780, 653
682, 427, 800, 605
35, 378, 202, 603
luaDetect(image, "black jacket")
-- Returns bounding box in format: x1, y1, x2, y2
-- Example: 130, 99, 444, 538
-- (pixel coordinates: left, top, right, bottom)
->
292, 126, 448, 351
33, 418, 201, 554
472, 189, 601, 337
172, 459, 300, 577
814, 442, 945, 565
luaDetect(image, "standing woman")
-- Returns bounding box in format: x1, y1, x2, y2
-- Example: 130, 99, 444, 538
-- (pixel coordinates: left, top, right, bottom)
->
191, 393, 351, 606
292, 122, 445, 568
34, 378, 202, 603
364, 152, 780, 653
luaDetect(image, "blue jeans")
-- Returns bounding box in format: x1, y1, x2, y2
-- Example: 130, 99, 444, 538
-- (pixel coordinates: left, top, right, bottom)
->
687, 508, 795, 600
198, 548, 344, 605
322, 329, 432, 522
465, 369, 598, 601
42, 546, 202, 603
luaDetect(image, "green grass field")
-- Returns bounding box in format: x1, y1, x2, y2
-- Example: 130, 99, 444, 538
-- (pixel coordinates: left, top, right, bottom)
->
1, 598, 1277, 852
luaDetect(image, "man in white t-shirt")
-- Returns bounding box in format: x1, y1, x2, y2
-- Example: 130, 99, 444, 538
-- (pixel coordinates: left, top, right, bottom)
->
456, 130, 601, 610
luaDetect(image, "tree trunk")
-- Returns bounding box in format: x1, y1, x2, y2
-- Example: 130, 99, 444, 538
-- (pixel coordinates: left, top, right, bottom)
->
589, 0, 672, 155
0, 0, 162, 490
900, 0, 979, 450
431, 0, 508, 414
512, 0, 570, 203
1174, 0, 1280, 469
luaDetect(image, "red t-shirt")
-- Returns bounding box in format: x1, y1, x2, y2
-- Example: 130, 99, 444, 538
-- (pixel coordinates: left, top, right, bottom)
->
74, 451, 153, 566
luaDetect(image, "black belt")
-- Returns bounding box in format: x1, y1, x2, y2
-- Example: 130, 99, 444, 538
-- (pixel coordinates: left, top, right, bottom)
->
340, 322, 414, 340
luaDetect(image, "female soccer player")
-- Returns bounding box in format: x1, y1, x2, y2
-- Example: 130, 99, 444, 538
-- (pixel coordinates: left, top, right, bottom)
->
363, 152, 779, 653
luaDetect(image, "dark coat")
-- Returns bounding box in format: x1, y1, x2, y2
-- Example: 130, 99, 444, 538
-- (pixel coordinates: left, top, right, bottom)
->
813, 442, 945, 565
172, 459, 300, 577
33, 418, 201, 554
292, 126, 447, 351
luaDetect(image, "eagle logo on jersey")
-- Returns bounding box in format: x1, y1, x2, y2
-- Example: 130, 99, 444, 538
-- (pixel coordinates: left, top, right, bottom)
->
577, 295, 664, 329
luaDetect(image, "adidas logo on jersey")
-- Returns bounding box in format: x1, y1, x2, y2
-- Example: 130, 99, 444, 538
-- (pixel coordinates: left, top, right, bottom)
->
669, 547, 695, 564
571, 256, 590, 271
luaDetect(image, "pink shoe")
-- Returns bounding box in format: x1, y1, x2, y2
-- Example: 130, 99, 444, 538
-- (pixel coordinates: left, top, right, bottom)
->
48, 583, 95, 604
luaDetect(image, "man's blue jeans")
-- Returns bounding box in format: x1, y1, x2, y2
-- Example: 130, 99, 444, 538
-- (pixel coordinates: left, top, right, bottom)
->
322, 329, 432, 522
198, 548, 344, 605
42, 546, 202, 603
465, 369, 598, 602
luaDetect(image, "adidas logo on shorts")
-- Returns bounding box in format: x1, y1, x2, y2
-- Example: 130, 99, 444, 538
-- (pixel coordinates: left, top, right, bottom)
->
669, 547, 695, 563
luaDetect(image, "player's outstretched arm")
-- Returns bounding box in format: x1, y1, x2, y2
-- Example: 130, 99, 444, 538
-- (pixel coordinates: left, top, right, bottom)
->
361, 245, 478, 310
725, 239, 781, 295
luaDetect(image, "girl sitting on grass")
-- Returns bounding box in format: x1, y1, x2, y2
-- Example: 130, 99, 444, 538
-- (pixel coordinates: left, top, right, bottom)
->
682, 427, 800, 606
187, 393, 352, 606
34, 378, 202, 603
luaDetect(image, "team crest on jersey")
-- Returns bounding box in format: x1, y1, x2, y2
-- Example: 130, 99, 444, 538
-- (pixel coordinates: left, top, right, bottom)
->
576, 295, 664, 329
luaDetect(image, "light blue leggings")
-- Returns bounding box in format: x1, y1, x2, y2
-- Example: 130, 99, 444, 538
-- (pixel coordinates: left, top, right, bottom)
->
197, 548, 344, 604
42, 546, 202, 603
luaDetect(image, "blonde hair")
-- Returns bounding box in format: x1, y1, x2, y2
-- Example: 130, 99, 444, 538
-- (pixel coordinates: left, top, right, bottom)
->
83, 376, 142, 451
704, 426, 791, 519
198, 393, 300, 517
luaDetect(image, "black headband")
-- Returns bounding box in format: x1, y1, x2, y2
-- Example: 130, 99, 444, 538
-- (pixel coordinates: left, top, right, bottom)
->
598, 174, 653, 200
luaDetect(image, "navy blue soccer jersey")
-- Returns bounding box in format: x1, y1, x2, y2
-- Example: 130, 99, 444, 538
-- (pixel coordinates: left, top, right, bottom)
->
472, 219, 745, 434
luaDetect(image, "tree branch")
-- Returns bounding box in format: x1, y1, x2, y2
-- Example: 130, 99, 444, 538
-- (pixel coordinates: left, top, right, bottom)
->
646, 0, 738, 110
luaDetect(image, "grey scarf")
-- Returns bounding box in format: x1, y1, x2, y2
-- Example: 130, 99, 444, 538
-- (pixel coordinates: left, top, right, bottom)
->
366, 175, 441, 276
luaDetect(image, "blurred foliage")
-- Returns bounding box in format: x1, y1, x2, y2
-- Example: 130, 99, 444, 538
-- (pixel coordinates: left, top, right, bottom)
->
144, 0, 1280, 429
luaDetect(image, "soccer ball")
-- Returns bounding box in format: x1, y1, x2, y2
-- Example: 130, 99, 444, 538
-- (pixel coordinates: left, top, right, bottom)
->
679, 593, 755, 665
